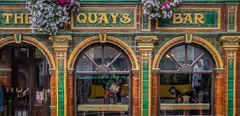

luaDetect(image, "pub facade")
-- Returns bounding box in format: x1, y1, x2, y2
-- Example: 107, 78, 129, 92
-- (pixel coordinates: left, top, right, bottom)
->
0, 0, 239, 116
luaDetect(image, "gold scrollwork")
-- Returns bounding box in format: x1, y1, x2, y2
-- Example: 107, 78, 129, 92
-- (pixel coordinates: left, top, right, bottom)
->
135, 36, 158, 47
50, 35, 72, 51
142, 51, 151, 60
50, 35, 72, 43
221, 36, 240, 49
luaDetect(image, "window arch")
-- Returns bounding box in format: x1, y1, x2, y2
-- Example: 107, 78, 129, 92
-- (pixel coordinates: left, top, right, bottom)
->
159, 43, 215, 116
74, 43, 131, 115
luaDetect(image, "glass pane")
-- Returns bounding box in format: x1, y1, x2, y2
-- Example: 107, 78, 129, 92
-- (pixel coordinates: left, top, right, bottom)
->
160, 54, 180, 70
170, 45, 185, 64
104, 46, 120, 65
76, 74, 130, 115
187, 46, 195, 64
77, 55, 96, 71
159, 74, 212, 115
85, 46, 102, 65
160, 44, 214, 72
111, 55, 129, 71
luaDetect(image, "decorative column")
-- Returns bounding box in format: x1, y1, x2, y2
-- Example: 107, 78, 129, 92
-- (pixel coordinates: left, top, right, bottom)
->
221, 36, 240, 116
136, 36, 158, 116
50, 36, 72, 116
227, 4, 238, 31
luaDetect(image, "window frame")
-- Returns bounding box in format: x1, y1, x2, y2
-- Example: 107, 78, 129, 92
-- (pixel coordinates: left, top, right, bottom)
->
73, 43, 132, 115
157, 43, 216, 116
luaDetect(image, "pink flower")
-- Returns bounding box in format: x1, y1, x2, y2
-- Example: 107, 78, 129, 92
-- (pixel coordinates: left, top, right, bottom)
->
58, 0, 71, 6
160, 0, 171, 10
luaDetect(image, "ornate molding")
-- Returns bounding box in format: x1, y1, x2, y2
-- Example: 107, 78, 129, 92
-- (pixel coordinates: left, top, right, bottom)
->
227, 5, 238, 31
220, 36, 240, 49
49, 35, 72, 51
135, 36, 158, 47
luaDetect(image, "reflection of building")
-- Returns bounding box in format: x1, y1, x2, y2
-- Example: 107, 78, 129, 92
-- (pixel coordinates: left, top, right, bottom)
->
0, 0, 239, 116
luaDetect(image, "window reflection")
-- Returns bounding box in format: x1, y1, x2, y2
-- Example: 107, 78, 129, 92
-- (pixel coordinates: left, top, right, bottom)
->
76, 75, 129, 105
160, 74, 212, 115
75, 44, 131, 116
159, 44, 214, 116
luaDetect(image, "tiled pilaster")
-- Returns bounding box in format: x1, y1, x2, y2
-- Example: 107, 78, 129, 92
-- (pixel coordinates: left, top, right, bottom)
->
221, 36, 240, 116
50, 36, 72, 116
136, 36, 157, 116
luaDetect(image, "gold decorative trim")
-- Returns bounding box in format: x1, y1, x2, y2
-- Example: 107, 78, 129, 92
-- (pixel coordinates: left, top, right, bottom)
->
0, 36, 56, 69
99, 33, 107, 43
50, 35, 72, 51
50, 35, 72, 116
152, 36, 224, 69
68, 36, 139, 69
14, 34, 22, 43
221, 36, 240, 49
155, 7, 221, 30
136, 36, 157, 116
70, 7, 137, 30
0, 7, 31, 30
227, 5, 238, 32
185, 33, 193, 43
135, 36, 158, 47
225, 50, 237, 116
0, 35, 56, 115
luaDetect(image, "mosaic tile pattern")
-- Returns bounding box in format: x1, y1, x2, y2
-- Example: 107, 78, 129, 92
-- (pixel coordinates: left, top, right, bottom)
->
142, 60, 149, 116
58, 59, 65, 116
227, 59, 234, 116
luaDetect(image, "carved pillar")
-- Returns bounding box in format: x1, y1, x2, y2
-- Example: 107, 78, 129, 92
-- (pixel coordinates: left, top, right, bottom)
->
221, 36, 240, 116
227, 4, 238, 31
50, 36, 72, 116
136, 36, 158, 116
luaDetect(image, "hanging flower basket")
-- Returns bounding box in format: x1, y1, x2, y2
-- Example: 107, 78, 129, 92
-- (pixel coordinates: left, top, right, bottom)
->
26, 0, 80, 35
142, 0, 182, 19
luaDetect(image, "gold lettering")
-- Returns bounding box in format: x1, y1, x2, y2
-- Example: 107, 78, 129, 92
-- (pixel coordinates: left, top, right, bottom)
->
88, 13, 98, 24
194, 13, 204, 24
98, 13, 109, 24
182, 13, 193, 24
110, 13, 119, 24
172, 13, 182, 24
25, 14, 31, 24
120, 13, 131, 24
3, 13, 13, 24
14, 14, 24, 24
77, 13, 87, 23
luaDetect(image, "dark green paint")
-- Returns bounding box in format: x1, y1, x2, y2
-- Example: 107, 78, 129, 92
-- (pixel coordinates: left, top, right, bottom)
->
72, 8, 135, 29
0, 9, 30, 28
157, 9, 219, 28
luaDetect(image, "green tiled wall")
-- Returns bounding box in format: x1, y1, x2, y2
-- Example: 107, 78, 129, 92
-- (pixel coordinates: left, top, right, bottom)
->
142, 60, 149, 116
227, 60, 234, 116
228, 13, 235, 31
58, 59, 65, 116
142, 15, 150, 31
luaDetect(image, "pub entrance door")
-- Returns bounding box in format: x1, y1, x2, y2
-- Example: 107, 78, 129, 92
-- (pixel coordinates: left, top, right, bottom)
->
0, 43, 50, 116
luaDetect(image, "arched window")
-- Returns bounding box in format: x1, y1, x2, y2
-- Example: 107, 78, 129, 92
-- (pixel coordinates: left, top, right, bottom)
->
159, 43, 215, 115
75, 43, 131, 115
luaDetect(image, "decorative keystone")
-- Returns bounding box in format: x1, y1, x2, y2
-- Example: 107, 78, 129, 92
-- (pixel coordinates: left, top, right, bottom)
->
14, 34, 22, 43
